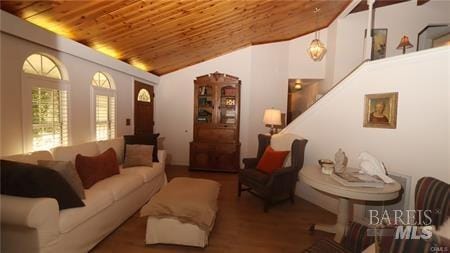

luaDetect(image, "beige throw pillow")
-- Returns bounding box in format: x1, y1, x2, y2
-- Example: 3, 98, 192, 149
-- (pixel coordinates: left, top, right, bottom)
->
123, 144, 153, 168
38, 160, 86, 199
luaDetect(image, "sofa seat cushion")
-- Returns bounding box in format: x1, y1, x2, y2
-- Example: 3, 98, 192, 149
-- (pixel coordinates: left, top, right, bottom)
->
120, 163, 164, 183
59, 187, 113, 233
239, 168, 270, 186
90, 173, 144, 201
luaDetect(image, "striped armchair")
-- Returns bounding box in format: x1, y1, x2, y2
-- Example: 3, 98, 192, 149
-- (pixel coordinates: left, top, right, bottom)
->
304, 177, 449, 253
304, 221, 373, 253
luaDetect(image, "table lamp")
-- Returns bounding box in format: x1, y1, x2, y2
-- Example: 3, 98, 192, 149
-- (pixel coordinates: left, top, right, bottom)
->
396, 35, 413, 54
263, 109, 281, 135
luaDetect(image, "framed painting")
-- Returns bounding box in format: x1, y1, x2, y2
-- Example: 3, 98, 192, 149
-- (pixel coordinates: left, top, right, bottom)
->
365, 28, 388, 60
363, 92, 398, 129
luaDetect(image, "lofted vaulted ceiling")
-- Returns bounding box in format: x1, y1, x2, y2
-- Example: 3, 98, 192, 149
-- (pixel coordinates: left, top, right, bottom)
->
1, 0, 351, 75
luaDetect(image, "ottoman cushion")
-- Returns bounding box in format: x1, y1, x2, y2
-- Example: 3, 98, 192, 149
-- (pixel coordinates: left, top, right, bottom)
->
141, 177, 220, 231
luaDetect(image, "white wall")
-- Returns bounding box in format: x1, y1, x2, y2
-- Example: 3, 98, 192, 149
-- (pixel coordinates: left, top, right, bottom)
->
155, 47, 253, 165
282, 47, 450, 215
326, 0, 450, 90
0, 32, 147, 155
155, 31, 328, 165
288, 30, 328, 79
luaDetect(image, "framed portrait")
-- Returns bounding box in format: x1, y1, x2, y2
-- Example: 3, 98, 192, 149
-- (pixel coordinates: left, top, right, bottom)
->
363, 92, 398, 129
365, 28, 387, 60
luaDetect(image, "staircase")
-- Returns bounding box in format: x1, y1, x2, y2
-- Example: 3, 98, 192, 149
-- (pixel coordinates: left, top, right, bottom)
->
280, 46, 450, 215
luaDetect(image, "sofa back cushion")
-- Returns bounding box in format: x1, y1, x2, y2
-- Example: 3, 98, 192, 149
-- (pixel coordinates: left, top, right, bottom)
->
124, 134, 159, 162
52, 141, 99, 164
123, 144, 153, 168
2, 151, 54, 165
97, 137, 124, 164
0, 160, 85, 210
75, 148, 120, 189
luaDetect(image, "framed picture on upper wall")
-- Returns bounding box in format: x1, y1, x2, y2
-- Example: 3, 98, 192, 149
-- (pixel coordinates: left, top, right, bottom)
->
365, 28, 388, 60
363, 92, 398, 129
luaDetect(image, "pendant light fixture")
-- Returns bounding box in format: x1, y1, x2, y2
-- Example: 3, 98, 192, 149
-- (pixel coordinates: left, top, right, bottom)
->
307, 7, 327, 61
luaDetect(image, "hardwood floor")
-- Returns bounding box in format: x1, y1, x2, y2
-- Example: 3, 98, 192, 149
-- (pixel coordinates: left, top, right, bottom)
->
91, 165, 335, 253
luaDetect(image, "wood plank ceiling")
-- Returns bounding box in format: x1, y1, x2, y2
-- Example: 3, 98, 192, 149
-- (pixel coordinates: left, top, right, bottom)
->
1, 0, 351, 75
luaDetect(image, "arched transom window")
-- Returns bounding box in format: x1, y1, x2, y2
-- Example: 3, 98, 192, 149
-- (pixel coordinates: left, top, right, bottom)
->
23, 53, 62, 80
137, 89, 151, 102
92, 72, 113, 89
22, 53, 68, 151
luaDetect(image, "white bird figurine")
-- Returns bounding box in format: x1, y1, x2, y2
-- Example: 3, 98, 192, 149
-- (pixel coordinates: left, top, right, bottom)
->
358, 152, 395, 183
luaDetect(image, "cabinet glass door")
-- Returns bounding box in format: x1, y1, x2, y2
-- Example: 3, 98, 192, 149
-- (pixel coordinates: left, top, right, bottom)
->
197, 85, 214, 124
219, 85, 237, 125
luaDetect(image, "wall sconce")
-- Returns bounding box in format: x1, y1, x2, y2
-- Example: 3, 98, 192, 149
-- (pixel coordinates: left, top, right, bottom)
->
294, 79, 302, 90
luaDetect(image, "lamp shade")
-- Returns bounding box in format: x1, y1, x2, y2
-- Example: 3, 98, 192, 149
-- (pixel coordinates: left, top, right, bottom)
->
263, 109, 281, 126
396, 35, 413, 50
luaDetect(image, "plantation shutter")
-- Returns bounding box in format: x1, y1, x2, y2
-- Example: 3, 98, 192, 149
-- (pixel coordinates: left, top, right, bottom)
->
31, 87, 68, 150
96, 95, 115, 140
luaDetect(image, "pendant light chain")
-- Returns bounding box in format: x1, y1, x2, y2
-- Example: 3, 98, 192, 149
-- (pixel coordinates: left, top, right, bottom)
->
307, 7, 327, 62
314, 7, 320, 41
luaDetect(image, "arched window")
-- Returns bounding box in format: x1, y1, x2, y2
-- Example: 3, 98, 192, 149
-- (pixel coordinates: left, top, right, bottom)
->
22, 53, 68, 151
137, 89, 151, 102
23, 53, 62, 80
91, 72, 116, 140
92, 72, 112, 89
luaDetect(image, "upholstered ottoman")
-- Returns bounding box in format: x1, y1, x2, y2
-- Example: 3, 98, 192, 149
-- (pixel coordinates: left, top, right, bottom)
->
140, 177, 220, 247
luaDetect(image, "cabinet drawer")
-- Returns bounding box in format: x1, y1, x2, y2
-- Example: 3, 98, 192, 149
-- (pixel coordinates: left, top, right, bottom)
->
196, 127, 236, 143
215, 143, 238, 153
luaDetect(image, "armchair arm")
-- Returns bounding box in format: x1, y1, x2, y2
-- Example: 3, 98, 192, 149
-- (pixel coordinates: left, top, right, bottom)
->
242, 158, 258, 169
341, 221, 374, 252
157, 150, 167, 167
271, 166, 297, 177
1, 195, 60, 249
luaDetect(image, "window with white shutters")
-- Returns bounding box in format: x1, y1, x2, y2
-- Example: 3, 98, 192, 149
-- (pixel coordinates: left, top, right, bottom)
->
92, 72, 116, 140
95, 95, 115, 140
31, 87, 68, 150
22, 53, 69, 151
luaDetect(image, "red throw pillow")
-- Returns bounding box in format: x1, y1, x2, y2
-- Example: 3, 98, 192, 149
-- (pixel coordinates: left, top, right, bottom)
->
75, 148, 119, 189
257, 146, 290, 174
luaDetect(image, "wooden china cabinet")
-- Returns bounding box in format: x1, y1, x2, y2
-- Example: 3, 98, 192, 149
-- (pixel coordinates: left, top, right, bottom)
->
189, 72, 241, 172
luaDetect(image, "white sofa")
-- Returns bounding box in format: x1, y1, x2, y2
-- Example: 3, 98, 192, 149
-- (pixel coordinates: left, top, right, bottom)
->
1, 138, 167, 253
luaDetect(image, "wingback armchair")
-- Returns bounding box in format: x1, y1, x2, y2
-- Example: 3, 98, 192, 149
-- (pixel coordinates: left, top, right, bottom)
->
238, 133, 308, 212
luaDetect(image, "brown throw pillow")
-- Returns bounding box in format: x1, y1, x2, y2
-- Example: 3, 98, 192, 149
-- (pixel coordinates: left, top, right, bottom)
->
38, 160, 86, 199
75, 148, 119, 189
123, 144, 153, 168
124, 134, 160, 162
